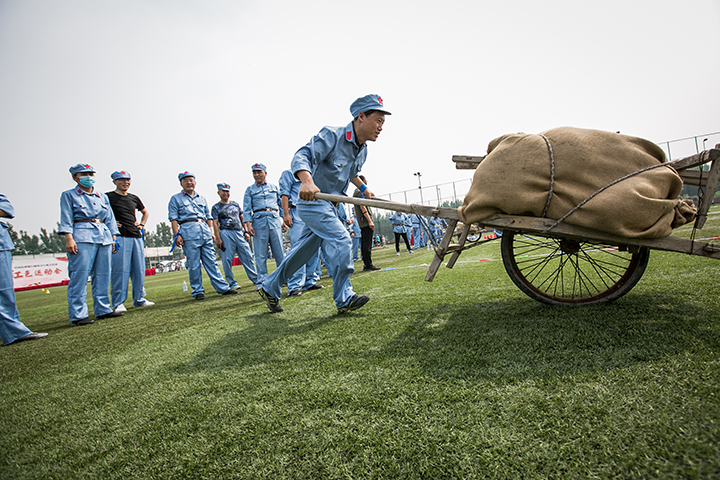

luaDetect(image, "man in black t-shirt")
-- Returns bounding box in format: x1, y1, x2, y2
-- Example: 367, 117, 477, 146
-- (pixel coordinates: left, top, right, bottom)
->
107, 170, 154, 312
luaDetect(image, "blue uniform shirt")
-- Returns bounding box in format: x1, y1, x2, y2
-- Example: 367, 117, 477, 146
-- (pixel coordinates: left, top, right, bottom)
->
278, 169, 301, 207
59, 187, 119, 245
243, 182, 283, 221
351, 216, 361, 236
389, 212, 409, 234
211, 201, 244, 231
168, 191, 213, 241
0, 194, 15, 252
291, 122, 367, 201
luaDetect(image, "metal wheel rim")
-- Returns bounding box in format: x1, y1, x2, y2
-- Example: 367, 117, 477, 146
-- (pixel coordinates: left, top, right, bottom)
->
501, 231, 648, 305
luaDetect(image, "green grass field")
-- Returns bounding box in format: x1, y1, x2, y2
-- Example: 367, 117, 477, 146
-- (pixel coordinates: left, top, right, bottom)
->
2, 208, 719, 479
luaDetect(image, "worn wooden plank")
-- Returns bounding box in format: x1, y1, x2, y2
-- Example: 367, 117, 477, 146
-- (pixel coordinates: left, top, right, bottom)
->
425, 219, 458, 282
667, 148, 720, 171
479, 214, 720, 259
314, 192, 460, 220
678, 169, 713, 188
452, 155, 485, 170
445, 223, 470, 269
451, 149, 720, 173
694, 157, 720, 229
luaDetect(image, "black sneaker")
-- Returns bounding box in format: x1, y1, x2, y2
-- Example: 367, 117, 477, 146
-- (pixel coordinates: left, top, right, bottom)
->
288, 289, 302, 297
337, 295, 369, 314
363, 265, 381, 271
194, 293, 205, 301
222, 289, 238, 295
259, 288, 284, 313
305, 284, 324, 291
96, 311, 124, 319
71, 318, 95, 327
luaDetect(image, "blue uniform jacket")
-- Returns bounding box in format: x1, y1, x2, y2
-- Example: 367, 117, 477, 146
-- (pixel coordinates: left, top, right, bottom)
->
59, 187, 119, 245
243, 182, 283, 224
278, 169, 301, 206
0, 194, 15, 252
291, 122, 367, 202
168, 191, 213, 241
389, 212, 409, 234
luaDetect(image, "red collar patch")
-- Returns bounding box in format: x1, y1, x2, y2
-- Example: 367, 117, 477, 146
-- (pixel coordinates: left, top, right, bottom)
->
346, 131, 352, 141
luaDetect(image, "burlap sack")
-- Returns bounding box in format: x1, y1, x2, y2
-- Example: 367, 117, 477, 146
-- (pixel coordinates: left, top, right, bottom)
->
458, 127, 694, 239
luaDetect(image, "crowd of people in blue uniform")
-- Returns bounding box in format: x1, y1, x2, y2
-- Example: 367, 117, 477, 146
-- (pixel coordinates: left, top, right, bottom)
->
0, 94, 452, 343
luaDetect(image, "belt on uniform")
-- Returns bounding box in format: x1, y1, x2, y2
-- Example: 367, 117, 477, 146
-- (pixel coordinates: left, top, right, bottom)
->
74, 218, 101, 223
179, 219, 202, 225
288, 205, 296, 209
253, 208, 278, 213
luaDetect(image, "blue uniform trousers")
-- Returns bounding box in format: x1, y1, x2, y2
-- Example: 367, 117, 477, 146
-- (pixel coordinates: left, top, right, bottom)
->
286, 208, 320, 292
263, 201, 354, 308
219, 229, 259, 288
111, 236, 146, 308
352, 235, 360, 261
252, 216, 285, 285
183, 237, 230, 297
67, 242, 112, 321
412, 226, 424, 248
0, 250, 32, 345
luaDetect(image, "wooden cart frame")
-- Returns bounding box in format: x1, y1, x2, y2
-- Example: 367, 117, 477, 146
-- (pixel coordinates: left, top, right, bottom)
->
316, 147, 720, 305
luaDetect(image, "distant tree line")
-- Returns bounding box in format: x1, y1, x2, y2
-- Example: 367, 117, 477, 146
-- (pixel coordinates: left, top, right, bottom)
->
8, 222, 176, 255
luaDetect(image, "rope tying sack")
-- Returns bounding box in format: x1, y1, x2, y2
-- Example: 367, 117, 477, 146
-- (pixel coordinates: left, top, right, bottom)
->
542, 161, 679, 234
538, 134, 555, 219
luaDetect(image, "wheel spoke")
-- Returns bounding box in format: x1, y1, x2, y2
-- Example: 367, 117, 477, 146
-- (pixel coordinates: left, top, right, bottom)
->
501, 232, 649, 305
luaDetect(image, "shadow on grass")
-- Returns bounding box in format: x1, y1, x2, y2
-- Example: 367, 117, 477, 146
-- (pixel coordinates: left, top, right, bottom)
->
171, 312, 338, 373
381, 291, 720, 382
166, 288, 720, 385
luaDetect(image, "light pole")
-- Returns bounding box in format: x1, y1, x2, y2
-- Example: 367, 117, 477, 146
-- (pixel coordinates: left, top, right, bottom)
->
414, 172, 423, 204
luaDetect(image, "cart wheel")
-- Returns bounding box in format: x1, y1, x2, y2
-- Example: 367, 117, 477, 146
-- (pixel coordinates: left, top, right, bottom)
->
500, 231, 649, 305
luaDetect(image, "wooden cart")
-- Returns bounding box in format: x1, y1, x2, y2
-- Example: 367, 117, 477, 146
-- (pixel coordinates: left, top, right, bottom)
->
316, 147, 720, 306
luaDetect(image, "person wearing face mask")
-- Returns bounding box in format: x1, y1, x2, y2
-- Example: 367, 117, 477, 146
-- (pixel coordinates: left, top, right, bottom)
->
59, 164, 123, 326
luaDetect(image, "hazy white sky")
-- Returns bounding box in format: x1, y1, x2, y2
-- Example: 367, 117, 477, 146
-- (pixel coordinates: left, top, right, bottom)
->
1, 0, 719, 233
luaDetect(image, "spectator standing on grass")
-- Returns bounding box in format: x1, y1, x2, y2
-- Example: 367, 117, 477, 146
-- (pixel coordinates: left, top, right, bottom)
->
0, 194, 48, 344
389, 211, 414, 256
353, 175, 380, 271
211, 182, 260, 291
279, 169, 323, 297
429, 216, 444, 242
350, 214, 361, 261
60, 164, 123, 326
410, 213, 425, 249
243, 163, 285, 286
259, 94, 390, 314
168, 171, 238, 301
404, 214, 413, 249
107, 170, 154, 313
